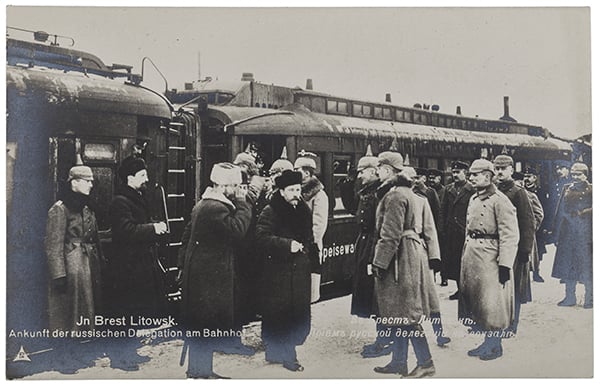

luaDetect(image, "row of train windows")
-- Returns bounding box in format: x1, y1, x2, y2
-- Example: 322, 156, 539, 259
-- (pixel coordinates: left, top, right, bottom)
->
323, 99, 491, 130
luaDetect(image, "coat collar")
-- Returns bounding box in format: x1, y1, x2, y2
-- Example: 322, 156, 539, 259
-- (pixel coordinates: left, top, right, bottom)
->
475, 183, 497, 201
302, 176, 324, 202
358, 179, 381, 196
201, 186, 236, 210
117, 185, 148, 207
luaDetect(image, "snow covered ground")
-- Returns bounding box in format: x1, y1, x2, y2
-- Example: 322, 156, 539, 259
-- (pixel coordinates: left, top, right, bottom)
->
17, 245, 594, 379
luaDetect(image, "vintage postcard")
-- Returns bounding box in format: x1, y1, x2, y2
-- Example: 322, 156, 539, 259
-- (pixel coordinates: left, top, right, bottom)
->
4, 4, 594, 379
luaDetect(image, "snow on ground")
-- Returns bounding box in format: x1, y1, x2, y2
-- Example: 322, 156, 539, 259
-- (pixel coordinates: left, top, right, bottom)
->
19, 245, 593, 379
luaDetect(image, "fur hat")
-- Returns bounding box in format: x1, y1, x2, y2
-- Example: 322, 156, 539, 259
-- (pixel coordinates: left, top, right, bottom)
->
377, 151, 404, 171
118, 156, 147, 182
356, 156, 379, 171
275, 170, 303, 189
68, 165, 94, 181
210, 162, 242, 185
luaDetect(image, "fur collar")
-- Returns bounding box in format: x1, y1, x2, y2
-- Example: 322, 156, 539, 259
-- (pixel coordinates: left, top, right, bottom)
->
62, 188, 90, 213
376, 174, 412, 199
201, 186, 236, 210
359, 179, 381, 196
116, 185, 149, 209
302, 176, 324, 202
269, 190, 313, 237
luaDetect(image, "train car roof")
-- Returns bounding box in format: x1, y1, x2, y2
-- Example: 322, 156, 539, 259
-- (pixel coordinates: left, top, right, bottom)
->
7, 65, 172, 118
208, 103, 572, 153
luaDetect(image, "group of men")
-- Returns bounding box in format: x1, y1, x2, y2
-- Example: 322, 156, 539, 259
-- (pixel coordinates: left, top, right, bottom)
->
43, 144, 592, 377
340, 150, 592, 376
44, 147, 330, 378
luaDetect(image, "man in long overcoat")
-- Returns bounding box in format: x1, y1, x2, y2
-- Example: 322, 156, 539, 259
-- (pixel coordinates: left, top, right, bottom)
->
109, 156, 168, 318
45, 164, 103, 372
295, 152, 329, 303
348, 155, 390, 358
523, 167, 546, 282
108, 155, 168, 371
439, 161, 475, 293
371, 152, 438, 378
255, 169, 317, 372
494, 155, 535, 335
179, 162, 254, 378
551, 162, 593, 308
459, 159, 519, 361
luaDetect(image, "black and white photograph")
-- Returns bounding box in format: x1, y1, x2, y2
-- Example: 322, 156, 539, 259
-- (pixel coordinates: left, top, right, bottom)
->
3, 2, 595, 380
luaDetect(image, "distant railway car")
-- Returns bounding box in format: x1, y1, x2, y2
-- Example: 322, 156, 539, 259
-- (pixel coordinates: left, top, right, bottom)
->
169, 75, 574, 290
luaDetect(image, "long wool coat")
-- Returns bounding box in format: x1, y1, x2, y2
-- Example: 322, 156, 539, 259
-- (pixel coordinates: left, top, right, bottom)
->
551, 181, 593, 284
526, 190, 544, 272
45, 190, 103, 331
109, 185, 165, 318
439, 181, 476, 281
255, 191, 316, 345
179, 187, 253, 331
302, 176, 329, 255
351, 179, 381, 318
458, 184, 519, 331
497, 179, 535, 303
372, 184, 434, 326
413, 194, 442, 315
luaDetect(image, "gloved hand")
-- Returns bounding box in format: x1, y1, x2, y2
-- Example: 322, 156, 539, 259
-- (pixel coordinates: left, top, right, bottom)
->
428, 259, 441, 273
53, 277, 68, 293
517, 250, 530, 264
499, 266, 510, 285
372, 266, 387, 280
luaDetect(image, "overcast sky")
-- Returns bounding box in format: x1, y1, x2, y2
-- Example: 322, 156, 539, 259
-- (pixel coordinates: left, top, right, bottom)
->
5, 4, 593, 140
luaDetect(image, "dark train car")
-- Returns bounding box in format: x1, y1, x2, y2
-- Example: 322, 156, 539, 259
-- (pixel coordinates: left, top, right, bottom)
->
6, 32, 199, 375
177, 77, 574, 292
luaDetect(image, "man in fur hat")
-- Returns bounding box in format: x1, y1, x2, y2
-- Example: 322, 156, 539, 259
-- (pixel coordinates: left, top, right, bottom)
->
179, 162, 255, 378
107, 155, 168, 371
256, 169, 318, 372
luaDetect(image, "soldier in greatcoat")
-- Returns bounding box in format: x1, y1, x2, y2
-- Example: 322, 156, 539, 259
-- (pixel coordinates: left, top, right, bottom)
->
178, 162, 254, 378
515, 171, 545, 283
551, 162, 593, 308
414, 167, 441, 228
294, 151, 329, 303
439, 161, 475, 292
348, 155, 391, 358
255, 170, 318, 372
45, 164, 104, 372
459, 159, 519, 361
45, 165, 103, 332
494, 155, 535, 335
371, 152, 438, 378
523, 167, 547, 282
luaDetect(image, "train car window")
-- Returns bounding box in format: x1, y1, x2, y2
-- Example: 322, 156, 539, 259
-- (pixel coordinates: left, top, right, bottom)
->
312, 97, 326, 113
83, 143, 116, 161
432, 115, 439, 126
327, 100, 347, 115
332, 155, 353, 216
374, 106, 383, 118
383, 108, 392, 120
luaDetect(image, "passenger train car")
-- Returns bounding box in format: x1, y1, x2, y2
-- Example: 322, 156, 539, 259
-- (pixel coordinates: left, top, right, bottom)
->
6, 29, 582, 355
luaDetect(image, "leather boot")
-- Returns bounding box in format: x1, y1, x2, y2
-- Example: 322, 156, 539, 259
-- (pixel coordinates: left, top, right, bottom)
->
558, 281, 577, 307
